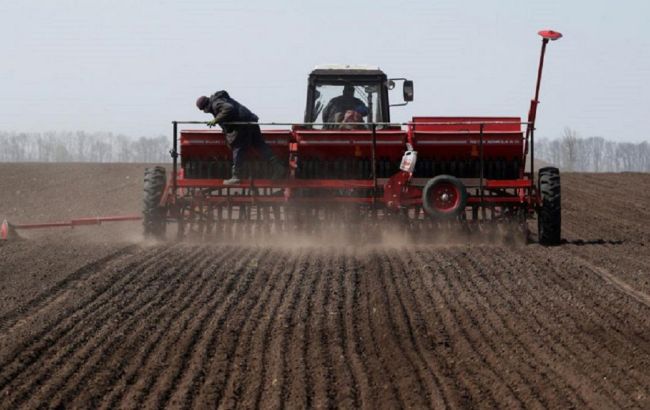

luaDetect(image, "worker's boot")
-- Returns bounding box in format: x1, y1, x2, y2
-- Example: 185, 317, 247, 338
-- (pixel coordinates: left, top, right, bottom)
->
223, 167, 242, 185
223, 176, 241, 185
270, 157, 287, 180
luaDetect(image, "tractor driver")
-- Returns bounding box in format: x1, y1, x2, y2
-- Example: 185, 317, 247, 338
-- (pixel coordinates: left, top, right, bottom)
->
322, 84, 369, 129
196, 91, 286, 185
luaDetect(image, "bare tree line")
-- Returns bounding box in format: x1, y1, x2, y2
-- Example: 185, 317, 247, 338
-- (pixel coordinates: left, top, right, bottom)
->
0, 131, 170, 163
1, 128, 648, 171
535, 127, 649, 172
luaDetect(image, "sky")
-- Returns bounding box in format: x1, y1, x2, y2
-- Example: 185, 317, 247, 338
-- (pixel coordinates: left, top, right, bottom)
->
0, 0, 648, 142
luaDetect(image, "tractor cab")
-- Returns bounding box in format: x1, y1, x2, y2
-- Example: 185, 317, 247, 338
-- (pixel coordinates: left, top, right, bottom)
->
303, 65, 413, 128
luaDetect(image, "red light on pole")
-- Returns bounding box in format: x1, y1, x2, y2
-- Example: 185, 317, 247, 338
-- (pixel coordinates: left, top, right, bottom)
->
538, 30, 563, 41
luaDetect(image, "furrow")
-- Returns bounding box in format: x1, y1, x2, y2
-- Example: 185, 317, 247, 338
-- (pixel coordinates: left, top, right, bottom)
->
109, 246, 251, 406
42, 246, 213, 409
0, 246, 172, 369
0, 246, 178, 394
130, 247, 264, 408
388, 249, 477, 408
298, 253, 322, 409
341, 252, 381, 409
97, 246, 244, 410
330, 252, 361, 408
210, 251, 294, 408
184, 248, 279, 408
556, 247, 650, 325
451, 247, 579, 408
481, 246, 630, 407
246, 252, 302, 409
0, 245, 137, 331
496, 246, 649, 407
379, 250, 449, 408
279, 252, 313, 408
304, 253, 336, 408
411, 249, 503, 408
405, 250, 497, 408
315, 251, 359, 408
357, 252, 409, 408
431, 248, 530, 407
528, 247, 650, 367
8, 247, 202, 406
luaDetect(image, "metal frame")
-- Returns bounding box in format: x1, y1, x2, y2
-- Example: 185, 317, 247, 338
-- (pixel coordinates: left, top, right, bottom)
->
168, 119, 538, 228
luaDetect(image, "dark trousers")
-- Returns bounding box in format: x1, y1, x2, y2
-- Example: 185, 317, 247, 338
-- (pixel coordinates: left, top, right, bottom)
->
230, 124, 275, 176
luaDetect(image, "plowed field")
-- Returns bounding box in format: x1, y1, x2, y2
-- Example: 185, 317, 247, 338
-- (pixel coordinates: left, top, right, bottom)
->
0, 164, 649, 409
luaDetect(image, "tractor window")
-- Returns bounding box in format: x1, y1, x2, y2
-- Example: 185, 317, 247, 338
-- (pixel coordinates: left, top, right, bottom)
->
311, 83, 382, 129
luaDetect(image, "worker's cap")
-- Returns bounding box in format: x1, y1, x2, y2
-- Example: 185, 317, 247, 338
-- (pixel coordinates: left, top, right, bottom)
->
196, 96, 210, 110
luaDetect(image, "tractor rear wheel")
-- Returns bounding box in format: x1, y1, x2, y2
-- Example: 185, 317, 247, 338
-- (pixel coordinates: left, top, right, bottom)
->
143, 166, 167, 239
422, 175, 468, 219
538, 166, 561, 245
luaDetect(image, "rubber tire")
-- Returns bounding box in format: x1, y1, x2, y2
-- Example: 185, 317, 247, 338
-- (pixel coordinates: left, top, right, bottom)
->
538, 167, 561, 246
422, 175, 468, 220
143, 166, 167, 239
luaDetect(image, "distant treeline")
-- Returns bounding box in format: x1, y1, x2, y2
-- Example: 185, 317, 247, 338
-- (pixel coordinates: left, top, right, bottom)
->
1, 129, 649, 172
0, 131, 169, 163
536, 128, 649, 172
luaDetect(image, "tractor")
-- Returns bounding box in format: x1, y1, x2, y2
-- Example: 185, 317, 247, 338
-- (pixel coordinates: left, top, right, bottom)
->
1, 30, 562, 245
140, 30, 562, 244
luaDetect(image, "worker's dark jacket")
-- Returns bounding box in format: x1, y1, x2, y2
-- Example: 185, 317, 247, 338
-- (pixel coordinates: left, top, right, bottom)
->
207, 91, 259, 146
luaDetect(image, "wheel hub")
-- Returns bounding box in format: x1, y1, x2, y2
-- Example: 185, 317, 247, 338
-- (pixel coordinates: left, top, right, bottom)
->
432, 183, 460, 211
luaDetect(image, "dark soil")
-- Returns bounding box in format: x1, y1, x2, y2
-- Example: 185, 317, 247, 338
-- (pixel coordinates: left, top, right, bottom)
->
0, 164, 648, 409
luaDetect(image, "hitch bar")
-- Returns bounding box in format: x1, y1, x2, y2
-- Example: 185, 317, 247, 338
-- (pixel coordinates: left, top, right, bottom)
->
1, 215, 142, 240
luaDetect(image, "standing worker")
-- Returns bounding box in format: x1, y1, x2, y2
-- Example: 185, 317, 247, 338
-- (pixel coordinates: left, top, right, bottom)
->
196, 91, 286, 185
